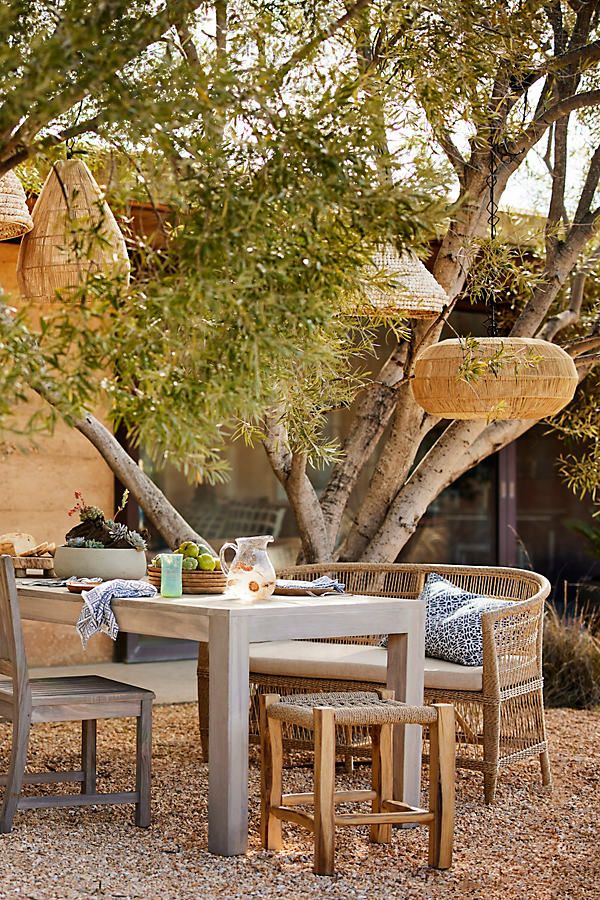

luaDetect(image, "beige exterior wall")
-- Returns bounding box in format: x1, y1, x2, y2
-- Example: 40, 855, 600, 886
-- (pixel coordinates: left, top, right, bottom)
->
0, 241, 114, 665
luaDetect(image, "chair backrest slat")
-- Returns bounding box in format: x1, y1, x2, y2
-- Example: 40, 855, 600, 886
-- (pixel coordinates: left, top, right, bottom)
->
0, 555, 30, 706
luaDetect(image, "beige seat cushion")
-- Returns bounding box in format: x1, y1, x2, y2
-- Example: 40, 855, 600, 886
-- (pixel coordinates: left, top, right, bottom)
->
249, 640, 483, 693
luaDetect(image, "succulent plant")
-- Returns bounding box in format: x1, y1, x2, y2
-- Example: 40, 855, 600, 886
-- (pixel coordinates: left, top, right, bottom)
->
65, 491, 147, 551
107, 522, 147, 551
126, 530, 147, 551
79, 505, 105, 523
66, 537, 105, 549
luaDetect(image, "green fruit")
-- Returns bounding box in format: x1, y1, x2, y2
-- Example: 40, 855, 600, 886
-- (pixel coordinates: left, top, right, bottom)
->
198, 553, 216, 572
182, 556, 199, 571
179, 541, 200, 558
213, 557, 222, 571
151, 556, 162, 568
197, 544, 212, 557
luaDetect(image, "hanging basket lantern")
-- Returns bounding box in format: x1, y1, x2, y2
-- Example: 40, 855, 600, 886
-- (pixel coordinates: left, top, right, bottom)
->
360, 245, 447, 318
412, 337, 578, 420
16, 159, 130, 303
0, 169, 33, 240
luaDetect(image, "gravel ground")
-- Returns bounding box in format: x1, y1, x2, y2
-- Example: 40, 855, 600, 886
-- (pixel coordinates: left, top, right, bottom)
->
0, 705, 597, 900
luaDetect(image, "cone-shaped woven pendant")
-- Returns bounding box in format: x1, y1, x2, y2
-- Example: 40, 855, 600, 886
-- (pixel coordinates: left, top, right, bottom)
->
360, 245, 447, 318
412, 337, 578, 420
0, 170, 33, 240
17, 159, 130, 303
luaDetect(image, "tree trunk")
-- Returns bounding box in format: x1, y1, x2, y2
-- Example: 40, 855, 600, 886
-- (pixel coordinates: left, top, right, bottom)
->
339, 382, 428, 560
75, 412, 213, 551
362, 420, 486, 560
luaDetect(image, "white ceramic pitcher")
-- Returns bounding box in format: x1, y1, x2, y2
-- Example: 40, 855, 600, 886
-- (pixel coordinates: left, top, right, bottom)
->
219, 535, 276, 601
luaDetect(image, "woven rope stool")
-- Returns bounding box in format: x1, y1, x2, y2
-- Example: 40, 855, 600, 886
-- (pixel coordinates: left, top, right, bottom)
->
259, 690, 455, 876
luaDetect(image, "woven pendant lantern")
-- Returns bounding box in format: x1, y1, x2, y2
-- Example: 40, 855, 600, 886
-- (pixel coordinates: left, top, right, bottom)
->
412, 147, 578, 422
17, 159, 129, 303
360, 245, 447, 318
412, 337, 578, 420
0, 169, 33, 240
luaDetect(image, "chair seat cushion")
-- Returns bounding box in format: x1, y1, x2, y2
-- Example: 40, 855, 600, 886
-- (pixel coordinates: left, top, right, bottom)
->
249, 640, 483, 692
0, 675, 154, 706
422, 573, 511, 666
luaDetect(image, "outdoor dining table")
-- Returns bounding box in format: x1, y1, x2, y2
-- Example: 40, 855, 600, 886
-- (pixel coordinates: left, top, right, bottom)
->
15, 582, 425, 856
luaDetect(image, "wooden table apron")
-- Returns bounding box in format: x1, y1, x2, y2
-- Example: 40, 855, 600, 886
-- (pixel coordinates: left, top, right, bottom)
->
15, 585, 425, 857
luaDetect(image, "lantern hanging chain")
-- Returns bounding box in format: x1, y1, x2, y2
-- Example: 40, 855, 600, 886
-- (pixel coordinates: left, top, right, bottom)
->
485, 144, 500, 337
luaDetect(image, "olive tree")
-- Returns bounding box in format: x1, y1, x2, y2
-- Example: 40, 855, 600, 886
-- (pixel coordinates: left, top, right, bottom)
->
0, 0, 598, 559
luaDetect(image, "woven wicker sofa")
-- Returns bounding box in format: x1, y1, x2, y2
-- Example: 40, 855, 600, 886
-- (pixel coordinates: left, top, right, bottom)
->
197, 562, 552, 803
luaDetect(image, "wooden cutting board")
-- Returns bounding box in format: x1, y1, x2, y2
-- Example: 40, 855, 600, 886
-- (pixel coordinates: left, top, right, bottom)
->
12, 556, 56, 577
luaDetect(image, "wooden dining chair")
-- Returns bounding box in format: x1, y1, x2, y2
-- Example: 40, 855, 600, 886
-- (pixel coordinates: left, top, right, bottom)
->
0, 555, 154, 833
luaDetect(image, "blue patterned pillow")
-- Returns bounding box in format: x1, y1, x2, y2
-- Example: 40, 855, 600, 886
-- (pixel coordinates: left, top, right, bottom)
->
423, 573, 510, 666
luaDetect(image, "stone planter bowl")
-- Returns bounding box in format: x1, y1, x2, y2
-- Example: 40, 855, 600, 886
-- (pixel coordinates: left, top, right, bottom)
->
54, 547, 147, 581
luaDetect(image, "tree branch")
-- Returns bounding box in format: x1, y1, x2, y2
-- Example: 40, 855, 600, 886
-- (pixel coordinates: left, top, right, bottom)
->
505, 90, 600, 160
512, 145, 600, 338
545, 117, 570, 261
319, 338, 409, 542
539, 242, 600, 340
362, 420, 486, 561
0, 0, 206, 173
574, 143, 600, 223
262, 411, 328, 562
432, 124, 466, 183
275, 0, 373, 86
514, 39, 600, 95
564, 335, 600, 357
215, 0, 227, 60
0, 114, 106, 175
175, 18, 202, 68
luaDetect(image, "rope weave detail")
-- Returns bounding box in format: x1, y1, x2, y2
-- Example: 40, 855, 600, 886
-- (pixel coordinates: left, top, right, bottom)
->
267, 691, 438, 728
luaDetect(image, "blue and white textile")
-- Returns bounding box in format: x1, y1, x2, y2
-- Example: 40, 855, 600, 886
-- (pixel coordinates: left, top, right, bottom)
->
76, 579, 157, 648
423, 573, 510, 666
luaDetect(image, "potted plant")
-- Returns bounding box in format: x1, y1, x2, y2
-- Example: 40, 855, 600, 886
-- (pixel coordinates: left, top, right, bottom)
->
53, 491, 147, 580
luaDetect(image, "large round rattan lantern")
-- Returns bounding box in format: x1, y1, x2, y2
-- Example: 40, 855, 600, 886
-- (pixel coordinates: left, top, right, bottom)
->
360, 245, 447, 318
0, 169, 33, 240
412, 337, 578, 420
17, 159, 129, 303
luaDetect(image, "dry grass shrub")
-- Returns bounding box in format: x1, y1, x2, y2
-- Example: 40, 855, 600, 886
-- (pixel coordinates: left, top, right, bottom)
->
543, 600, 600, 709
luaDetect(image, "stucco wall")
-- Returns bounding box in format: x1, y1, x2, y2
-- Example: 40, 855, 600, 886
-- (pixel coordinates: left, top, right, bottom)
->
0, 241, 114, 665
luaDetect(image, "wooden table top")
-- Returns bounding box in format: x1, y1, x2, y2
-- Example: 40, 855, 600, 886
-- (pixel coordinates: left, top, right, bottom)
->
16, 580, 423, 643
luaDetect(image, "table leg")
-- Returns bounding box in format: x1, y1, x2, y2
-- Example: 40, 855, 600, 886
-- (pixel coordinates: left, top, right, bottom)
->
208, 614, 250, 855
387, 613, 425, 807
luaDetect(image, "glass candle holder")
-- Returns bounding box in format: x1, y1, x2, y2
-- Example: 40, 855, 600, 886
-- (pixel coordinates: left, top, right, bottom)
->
160, 553, 183, 598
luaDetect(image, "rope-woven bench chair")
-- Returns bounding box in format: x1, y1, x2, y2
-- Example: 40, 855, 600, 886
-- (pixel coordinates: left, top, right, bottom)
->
197, 562, 552, 803
260, 690, 455, 875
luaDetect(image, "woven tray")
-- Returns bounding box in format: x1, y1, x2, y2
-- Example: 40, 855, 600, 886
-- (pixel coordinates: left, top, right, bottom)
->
147, 566, 227, 595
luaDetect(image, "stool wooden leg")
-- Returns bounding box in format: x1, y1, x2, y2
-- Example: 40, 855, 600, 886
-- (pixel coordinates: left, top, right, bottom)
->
260, 694, 283, 851
429, 704, 455, 869
343, 726, 354, 773
81, 719, 97, 795
370, 724, 392, 844
313, 707, 336, 876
